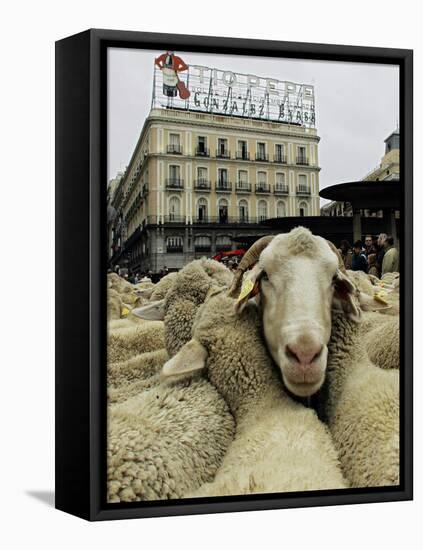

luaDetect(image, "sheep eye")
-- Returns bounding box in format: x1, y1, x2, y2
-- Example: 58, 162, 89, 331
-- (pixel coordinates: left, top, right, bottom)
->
261, 271, 269, 281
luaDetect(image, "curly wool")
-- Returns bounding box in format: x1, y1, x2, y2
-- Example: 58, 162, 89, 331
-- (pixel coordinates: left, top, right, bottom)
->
362, 317, 399, 370
107, 377, 235, 502
163, 259, 233, 357
180, 292, 346, 496
107, 321, 165, 364
108, 288, 123, 320
149, 272, 178, 301
318, 311, 399, 487
108, 348, 169, 404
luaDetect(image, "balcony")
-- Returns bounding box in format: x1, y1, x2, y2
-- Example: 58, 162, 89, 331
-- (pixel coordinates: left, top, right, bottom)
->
165, 178, 184, 190
195, 147, 210, 157
296, 156, 310, 166
142, 183, 149, 197
235, 182, 252, 193
274, 184, 289, 195
274, 154, 287, 164
166, 246, 183, 253
236, 150, 250, 161
216, 149, 231, 159
167, 144, 183, 154
195, 245, 212, 253
255, 152, 269, 162
194, 179, 211, 191
163, 215, 185, 223
297, 185, 311, 195
215, 181, 232, 193
255, 183, 271, 194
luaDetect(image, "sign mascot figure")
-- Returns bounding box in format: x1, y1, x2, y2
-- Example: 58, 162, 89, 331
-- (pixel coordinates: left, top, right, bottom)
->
155, 51, 190, 104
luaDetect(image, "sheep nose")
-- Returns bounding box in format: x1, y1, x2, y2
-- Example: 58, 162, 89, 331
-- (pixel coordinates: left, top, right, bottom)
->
286, 342, 323, 366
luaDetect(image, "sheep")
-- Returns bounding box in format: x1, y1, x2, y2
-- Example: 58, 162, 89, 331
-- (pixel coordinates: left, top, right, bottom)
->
163, 290, 347, 496
134, 258, 233, 357
316, 310, 399, 487
107, 288, 123, 321
148, 272, 178, 301
107, 321, 165, 364
108, 348, 169, 404
107, 375, 235, 502
361, 316, 399, 370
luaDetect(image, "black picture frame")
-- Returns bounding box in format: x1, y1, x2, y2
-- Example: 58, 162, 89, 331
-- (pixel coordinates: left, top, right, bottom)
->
55, 29, 413, 521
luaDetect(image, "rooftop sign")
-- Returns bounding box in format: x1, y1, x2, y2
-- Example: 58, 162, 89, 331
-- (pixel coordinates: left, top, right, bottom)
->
152, 54, 316, 127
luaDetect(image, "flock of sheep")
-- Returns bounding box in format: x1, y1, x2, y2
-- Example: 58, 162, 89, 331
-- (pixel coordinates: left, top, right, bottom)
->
107, 227, 400, 503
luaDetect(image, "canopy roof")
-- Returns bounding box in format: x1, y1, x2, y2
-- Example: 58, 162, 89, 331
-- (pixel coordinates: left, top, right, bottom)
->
320, 180, 401, 210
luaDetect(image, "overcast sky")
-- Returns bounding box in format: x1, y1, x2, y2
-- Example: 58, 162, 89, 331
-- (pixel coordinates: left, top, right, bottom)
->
108, 48, 399, 204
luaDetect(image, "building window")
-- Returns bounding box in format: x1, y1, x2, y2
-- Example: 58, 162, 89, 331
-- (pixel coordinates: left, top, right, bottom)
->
216, 235, 232, 251
297, 146, 307, 165
196, 136, 208, 156
218, 198, 229, 223
217, 138, 229, 158
168, 133, 181, 154
169, 196, 181, 221
276, 200, 286, 218
258, 171, 267, 184
166, 236, 183, 253
218, 168, 229, 188
237, 140, 248, 160
197, 197, 208, 222
256, 142, 267, 161
169, 165, 180, 181
275, 144, 285, 162
194, 235, 212, 252
258, 199, 268, 221
239, 199, 249, 222
197, 167, 207, 180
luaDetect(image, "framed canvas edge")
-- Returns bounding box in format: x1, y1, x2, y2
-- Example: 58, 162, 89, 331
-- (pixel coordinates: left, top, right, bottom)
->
55, 28, 413, 522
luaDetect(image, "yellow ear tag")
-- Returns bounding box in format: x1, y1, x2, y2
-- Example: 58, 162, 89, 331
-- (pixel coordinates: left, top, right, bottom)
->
237, 279, 254, 302
121, 307, 130, 317
374, 291, 389, 305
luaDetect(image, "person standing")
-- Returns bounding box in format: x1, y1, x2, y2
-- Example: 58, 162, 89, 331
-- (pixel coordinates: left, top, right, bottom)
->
381, 236, 399, 276
338, 240, 353, 270
376, 233, 387, 274
364, 235, 377, 257
351, 240, 368, 272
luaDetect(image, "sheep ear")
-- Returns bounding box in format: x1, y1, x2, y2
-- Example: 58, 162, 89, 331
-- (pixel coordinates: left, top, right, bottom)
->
132, 299, 165, 321
234, 264, 262, 314
333, 269, 362, 322
358, 291, 392, 312
136, 287, 155, 299
162, 339, 208, 377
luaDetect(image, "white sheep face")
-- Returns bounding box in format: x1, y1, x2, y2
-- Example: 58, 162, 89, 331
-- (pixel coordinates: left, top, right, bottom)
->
255, 230, 340, 397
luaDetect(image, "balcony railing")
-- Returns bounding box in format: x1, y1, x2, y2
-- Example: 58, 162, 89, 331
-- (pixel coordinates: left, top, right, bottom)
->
165, 178, 184, 190
216, 149, 231, 159
194, 179, 211, 191
274, 154, 287, 164
297, 185, 311, 195
274, 184, 289, 195
166, 246, 183, 253
255, 183, 271, 194
194, 245, 212, 253
236, 150, 250, 160
163, 215, 185, 223
215, 181, 232, 192
235, 182, 252, 193
167, 144, 183, 154
296, 156, 310, 166
255, 152, 269, 162
195, 147, 210, 157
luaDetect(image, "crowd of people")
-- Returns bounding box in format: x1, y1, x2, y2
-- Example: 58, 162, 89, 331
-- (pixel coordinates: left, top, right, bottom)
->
338, 233, 399, 277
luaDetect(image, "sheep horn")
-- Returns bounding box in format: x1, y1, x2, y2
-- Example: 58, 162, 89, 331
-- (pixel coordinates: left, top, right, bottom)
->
228, 235, 275, 298
325, 239, 347, 274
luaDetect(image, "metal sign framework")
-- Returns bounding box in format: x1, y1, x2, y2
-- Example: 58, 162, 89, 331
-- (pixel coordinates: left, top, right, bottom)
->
152, 63, 316, 127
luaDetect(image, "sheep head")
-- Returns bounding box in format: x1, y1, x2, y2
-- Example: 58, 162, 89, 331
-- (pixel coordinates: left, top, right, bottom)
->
231, 227, 388, 397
